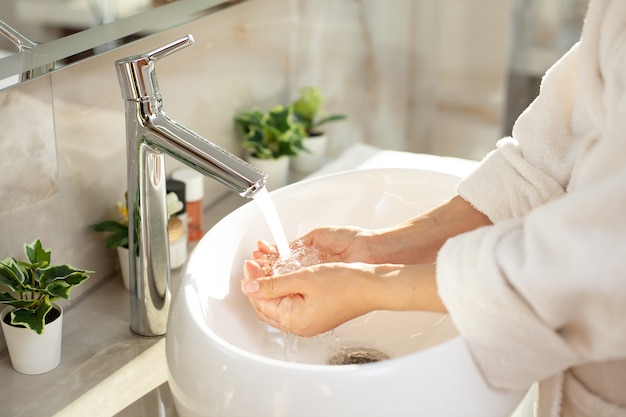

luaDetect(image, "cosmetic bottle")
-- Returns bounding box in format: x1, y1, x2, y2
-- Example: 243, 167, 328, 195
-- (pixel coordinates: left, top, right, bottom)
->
166, 179, 187, 268
171, 169, 204, 241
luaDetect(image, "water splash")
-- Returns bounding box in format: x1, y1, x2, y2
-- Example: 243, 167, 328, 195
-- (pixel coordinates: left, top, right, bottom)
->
271, 240, 326, 275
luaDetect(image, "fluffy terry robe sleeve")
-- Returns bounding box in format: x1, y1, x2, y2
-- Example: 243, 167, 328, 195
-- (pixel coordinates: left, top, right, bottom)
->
437, 0, 626, 393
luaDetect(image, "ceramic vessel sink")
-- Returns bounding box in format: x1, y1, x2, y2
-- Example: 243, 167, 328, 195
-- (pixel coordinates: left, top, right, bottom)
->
166, 168, 525, 417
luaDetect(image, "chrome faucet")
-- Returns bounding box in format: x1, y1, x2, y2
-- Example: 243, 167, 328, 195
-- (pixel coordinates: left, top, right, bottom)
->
115, 35, 267, 337
0, 19, 55, 81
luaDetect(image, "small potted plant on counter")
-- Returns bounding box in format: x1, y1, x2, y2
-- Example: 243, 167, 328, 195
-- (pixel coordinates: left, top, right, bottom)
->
90, 191, 184, 288
234, 104, 307, 189
291, 86, 347, 174
89, 193, 131, 289
0, 239, 92, 374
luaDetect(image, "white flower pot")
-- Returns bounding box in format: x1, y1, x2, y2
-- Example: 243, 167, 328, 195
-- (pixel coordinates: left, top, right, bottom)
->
246, 154, 291, 190
1, 303, 63, 375
117, 246, 130, 290
292, 135, 328, 174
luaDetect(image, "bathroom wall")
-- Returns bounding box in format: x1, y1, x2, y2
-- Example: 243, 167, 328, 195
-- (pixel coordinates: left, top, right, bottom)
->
0, 0, 514, 299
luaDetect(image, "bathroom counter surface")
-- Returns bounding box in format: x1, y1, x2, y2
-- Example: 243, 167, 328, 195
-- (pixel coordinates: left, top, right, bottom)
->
0, 275, 163, 417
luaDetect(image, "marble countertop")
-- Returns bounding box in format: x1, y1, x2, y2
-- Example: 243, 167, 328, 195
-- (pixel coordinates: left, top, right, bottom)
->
0, 144, 478, 417
0, 274, 163, 417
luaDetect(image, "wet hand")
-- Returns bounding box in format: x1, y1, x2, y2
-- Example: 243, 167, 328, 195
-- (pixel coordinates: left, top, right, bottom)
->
252, 226, 377, 269
241, 259, 446, 337
241, 260, 375, 337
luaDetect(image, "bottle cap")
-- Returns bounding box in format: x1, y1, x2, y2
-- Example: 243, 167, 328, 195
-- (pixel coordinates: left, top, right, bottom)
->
168, 217, 185, 241
166, 179, 186, 215
168, 217, 187, 269
171, 169, 204, 202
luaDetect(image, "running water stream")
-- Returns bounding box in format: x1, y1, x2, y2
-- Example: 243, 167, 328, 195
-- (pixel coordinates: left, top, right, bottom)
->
252, 187, 326, 273
252, 187, 291, 259
252, 187, 327, 361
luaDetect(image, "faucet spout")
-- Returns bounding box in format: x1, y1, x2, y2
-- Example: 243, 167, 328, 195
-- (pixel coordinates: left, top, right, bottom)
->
149, 111, 267, 197
115, 35, 267, 337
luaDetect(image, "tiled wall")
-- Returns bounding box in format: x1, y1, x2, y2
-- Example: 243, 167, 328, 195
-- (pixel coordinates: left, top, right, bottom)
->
0, 0, 514, 299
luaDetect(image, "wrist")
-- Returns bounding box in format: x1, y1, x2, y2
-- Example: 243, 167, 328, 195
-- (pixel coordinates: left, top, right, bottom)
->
366, 263, 446, 313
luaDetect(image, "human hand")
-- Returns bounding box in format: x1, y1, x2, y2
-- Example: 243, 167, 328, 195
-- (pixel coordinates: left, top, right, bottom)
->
241, 259, 445, 337
252, 226, 378, 273
241, 259, 375, 337
300, 226, 380, 263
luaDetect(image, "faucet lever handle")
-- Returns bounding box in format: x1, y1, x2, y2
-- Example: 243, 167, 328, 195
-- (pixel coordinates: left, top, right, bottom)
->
115, 34, 195, 101
145, 34, 194, 63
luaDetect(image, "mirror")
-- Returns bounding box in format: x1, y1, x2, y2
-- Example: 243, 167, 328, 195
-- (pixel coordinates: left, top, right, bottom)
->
0, 0, 244, 90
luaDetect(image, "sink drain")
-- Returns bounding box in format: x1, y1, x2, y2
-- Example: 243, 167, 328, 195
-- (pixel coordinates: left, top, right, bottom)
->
328, 347, 391, 365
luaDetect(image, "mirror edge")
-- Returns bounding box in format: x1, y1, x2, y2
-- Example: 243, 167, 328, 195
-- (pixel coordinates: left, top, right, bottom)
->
0, 0, 248, 90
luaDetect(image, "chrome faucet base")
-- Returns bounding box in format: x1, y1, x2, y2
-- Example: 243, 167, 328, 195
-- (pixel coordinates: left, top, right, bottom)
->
116, 35, 267, 337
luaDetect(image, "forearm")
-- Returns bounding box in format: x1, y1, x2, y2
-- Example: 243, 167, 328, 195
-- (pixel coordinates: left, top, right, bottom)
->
367, 195, 492, 264
364, 263, 447, 313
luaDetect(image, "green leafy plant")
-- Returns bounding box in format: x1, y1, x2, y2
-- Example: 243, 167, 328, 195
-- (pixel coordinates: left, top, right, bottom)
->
89, 194, 130, 249
234, 105, 307, 160
0, 239, 92, 334
291, 87, 347, 136
90, 192, 182, 249
90, 219, 128, 249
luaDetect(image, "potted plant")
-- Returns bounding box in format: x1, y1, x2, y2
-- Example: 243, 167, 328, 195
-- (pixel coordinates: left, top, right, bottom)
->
90, 191, 183, 288
89, 193, 131, 289
0, 239, 92, 374
234, 104, 307, 189
291, 86, 347, 173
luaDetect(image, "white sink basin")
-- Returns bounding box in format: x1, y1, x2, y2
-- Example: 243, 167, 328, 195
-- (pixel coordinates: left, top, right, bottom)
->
166, 168, 525, 417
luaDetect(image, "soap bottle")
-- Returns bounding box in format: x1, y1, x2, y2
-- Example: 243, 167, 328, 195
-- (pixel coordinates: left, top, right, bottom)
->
171, 169, 204, 241
166, 179, 187, 268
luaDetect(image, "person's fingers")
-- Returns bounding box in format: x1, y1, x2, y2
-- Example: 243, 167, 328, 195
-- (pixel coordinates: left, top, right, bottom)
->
252, 299, 285, 329
241, 272, 304, 300
252, 295, 304, 333
243, 263, 291, 331
242, 260, 264, 282
249, 299, 276, 325
257, 239, 277, 254
252, 240, 280, 270
252, 251, 270, 265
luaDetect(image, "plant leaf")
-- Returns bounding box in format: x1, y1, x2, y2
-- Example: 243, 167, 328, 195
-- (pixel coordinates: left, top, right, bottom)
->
45, 274, 90, 300
0, 292, 32, 308
10, 295, 52, 334
0, 258, 27, 292
106, 233, 128, 249
38, 265, 92, 300
24, 239, 51, 268
233, 108, 264, 134
291, 87, 346, 135
46, 281, 71, 300
89, 220, 127, 233
312, 114, 347, 129
89, 220, 128, 248
39, 264, 90, 285
292, 87, 324, 123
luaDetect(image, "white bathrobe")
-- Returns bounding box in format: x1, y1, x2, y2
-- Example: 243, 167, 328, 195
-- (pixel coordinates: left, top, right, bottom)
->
436, 0, 626, 416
